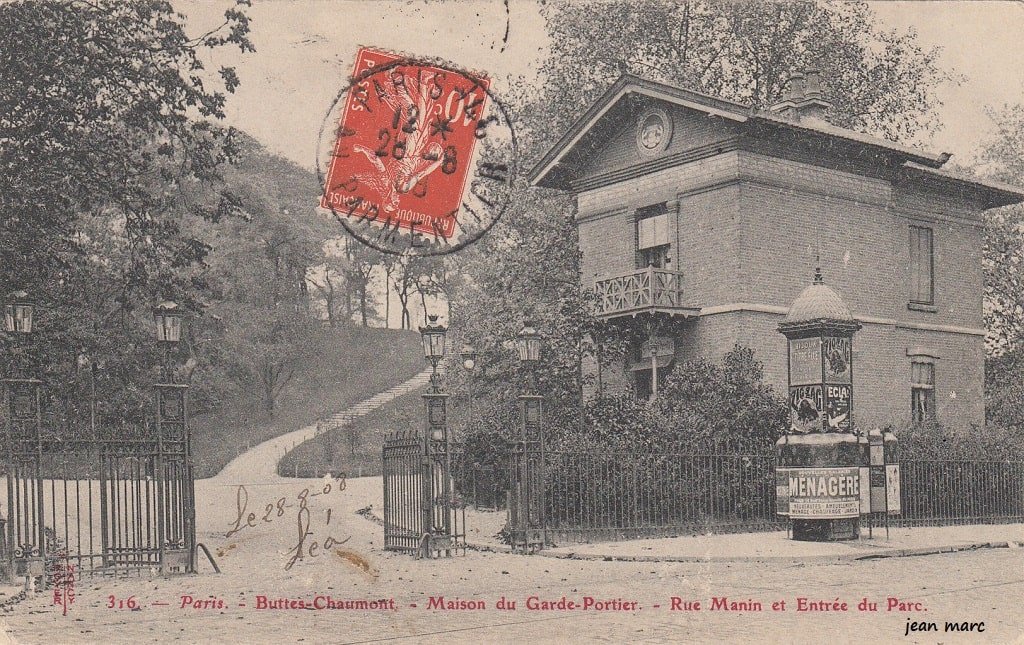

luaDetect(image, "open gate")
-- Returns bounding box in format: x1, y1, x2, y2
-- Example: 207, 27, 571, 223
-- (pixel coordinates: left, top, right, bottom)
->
1, 377, 196, 584
381, 430, 464, 557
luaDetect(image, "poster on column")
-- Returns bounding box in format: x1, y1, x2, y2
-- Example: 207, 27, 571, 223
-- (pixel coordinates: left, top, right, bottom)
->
825, 384, 852, 431
789, 384, 823, 433
788, 337, 821, 386
823, 336, 852, 383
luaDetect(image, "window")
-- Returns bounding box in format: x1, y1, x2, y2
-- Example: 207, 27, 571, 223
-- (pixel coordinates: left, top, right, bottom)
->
632, 336, 673, 400
640, 244, 670, 268
635, 202, 671, 269
909, 225, 934, 306
911, 361, 935, 423
634, 366, 669, 401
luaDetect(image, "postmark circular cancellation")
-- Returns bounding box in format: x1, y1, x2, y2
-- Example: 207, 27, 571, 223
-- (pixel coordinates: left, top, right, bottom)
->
317, 47, 518, 256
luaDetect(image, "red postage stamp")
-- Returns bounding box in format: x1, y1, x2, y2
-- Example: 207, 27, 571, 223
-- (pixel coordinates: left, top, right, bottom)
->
320, 47, 491, 240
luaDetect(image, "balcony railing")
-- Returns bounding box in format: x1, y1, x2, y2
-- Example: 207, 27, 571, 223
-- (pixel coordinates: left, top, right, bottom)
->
593, 267, 698, 319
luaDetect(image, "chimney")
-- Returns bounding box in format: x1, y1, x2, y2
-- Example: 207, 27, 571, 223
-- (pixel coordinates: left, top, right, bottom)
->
771, 69, 832, 123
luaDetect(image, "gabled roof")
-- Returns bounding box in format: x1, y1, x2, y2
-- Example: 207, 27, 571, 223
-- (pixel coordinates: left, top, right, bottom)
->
528, 75, 748, 189
529, 75, 1024, 208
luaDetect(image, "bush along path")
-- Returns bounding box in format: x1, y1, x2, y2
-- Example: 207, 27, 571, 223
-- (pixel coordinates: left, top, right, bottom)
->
213, 367, 432, 484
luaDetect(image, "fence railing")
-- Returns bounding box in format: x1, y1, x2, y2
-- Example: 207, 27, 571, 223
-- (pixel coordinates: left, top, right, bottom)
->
894, 459, 1024, 527
535, 449, 781, 543
593, 268, 695, 319
496, 449, 1024, 544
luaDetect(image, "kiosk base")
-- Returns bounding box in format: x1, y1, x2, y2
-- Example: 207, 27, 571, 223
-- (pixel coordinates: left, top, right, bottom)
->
792, 518, 858, 541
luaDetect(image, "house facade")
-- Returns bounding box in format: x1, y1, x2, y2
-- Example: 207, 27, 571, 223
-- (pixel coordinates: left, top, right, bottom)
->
530, 72, 1024, 431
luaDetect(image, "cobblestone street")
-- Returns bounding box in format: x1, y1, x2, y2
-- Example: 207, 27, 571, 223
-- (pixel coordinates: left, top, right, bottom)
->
2, 476, 1021, 644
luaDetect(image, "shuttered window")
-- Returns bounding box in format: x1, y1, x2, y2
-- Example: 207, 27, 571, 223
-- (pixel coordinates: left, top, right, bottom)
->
635, 202, 671, 269
909, 225, 934, 305
911, 361, 935, 423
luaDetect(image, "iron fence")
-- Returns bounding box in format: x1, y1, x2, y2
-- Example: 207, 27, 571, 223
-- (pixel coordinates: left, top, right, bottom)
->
381, 432, 466, 556
536, 449, 782, 543
1, 380, 195, 583
893, 459, 1024, 527
499, 448, 1024, 545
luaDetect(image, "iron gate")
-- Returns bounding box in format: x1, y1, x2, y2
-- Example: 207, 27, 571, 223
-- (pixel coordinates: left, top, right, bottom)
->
2, 378, 196, 584
381, 430, 463, 557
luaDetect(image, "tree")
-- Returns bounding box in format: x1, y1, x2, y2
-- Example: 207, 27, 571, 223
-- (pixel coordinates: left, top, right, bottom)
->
983, 208, 1024, 356
340, 238, 381, 327
307, 242, 348, 328
976, 105, 1024, 429
447, 180, 628, 439
978, 105, 1024, 356
529, 0, 947, 148
196, 134, 327, 417
0, 0, 252, 423
392, 256, 444, 330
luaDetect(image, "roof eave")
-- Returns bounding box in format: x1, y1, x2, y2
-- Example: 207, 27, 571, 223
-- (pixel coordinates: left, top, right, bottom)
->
749, 115, 949, 168
528, 75, 750, 189
900, 162, 1024, 209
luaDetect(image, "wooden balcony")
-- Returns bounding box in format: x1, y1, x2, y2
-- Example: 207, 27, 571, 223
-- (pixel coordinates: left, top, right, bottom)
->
593, 267, 699, 319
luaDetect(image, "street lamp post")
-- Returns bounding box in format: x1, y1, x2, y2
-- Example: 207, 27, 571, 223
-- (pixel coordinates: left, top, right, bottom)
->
418, 315, 451, 557
2, 291, 43, 583
515, 321, 545, 552
152, 301, 195, 573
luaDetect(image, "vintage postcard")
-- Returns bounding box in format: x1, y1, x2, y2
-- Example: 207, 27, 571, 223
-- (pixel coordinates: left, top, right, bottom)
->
0, 0, 1022, 643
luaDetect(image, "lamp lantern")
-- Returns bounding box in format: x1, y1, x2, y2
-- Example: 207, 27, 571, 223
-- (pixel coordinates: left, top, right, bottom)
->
460, 344, 477, 372
516, 321, 541, 363
4, 290, 34, 334
419, 315, 447, 363
153, 301, 184, 344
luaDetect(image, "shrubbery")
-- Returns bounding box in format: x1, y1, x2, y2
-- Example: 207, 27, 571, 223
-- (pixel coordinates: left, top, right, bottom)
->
549, 345, 788, 453
886, 419, 1024, 461
457, 346, 788, 532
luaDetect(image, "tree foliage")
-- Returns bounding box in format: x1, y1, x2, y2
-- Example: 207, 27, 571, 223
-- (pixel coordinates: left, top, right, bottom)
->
979, 105, 1024, 357
193, 133, 330, 416
531, 0, 947, 147
0, 0, 253, 423
977, 105, 1024, 429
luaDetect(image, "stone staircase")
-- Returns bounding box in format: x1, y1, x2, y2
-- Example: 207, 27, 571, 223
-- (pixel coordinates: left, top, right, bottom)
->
214, 367, 433, 482
316, 368, 433, 433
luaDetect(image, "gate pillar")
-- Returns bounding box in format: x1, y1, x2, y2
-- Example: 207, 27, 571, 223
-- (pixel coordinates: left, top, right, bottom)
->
154, 382, 194, 573
152, 301, 195, 574
421, 392, 452, 557
3, 376, 45, 583
512, 394, 545, 552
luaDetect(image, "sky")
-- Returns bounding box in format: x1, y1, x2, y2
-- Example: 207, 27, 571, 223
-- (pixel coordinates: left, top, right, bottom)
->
178, 0, 1024, 172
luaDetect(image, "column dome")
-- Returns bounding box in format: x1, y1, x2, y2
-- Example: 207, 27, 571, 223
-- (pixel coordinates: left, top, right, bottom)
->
779, 269, 861, 333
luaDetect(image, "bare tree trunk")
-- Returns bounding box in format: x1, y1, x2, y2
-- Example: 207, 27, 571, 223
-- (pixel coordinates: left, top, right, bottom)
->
325, 271, 336, 328
418, 283, 428, 321
359, 286, 368, 327
384, 265, 393, 328
398, 278, 411, 330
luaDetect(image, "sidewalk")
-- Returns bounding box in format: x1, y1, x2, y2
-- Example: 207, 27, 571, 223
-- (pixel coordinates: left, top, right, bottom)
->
357, 477, 1024, 563
529, 522, 1024, 563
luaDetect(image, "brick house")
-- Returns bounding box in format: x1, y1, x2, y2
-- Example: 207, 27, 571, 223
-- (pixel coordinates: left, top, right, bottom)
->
529, 72, 1024, 430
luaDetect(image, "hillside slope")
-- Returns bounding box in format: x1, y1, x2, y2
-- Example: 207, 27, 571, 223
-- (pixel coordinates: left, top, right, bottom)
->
278, 382, 429, 478
191, 326, 422, 478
